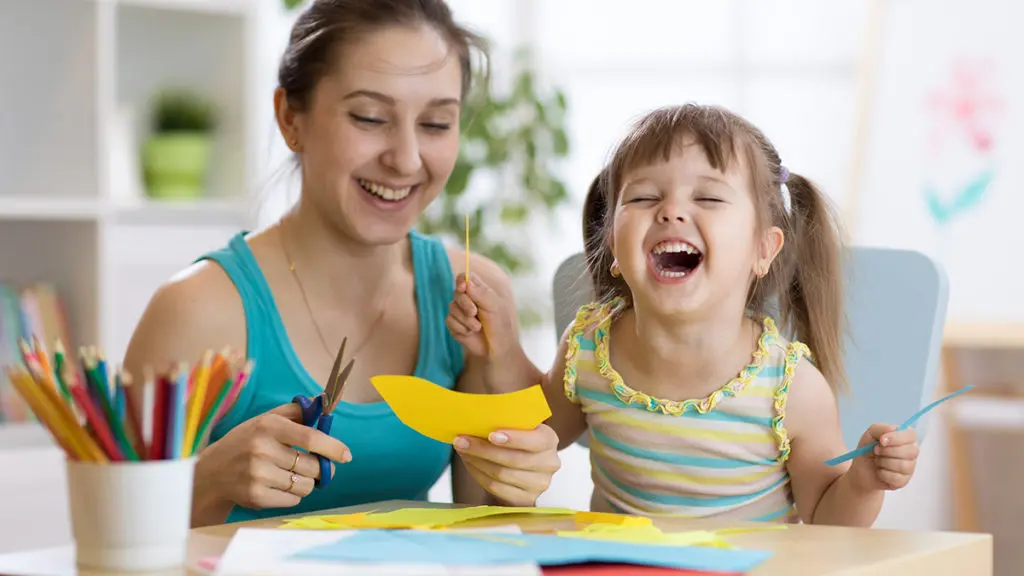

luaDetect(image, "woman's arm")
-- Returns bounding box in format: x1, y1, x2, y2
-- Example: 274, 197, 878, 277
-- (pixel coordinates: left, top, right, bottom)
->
123, 262, 247, 526
124, 262, 352, 527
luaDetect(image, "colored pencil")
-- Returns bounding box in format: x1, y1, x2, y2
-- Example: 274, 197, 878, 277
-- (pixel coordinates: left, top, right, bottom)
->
18, 357, 105, 463
150, 375, 169, 461
192, 360, 253, 455
7, 367, 84, 460
183, 352, 212, 457
52, 340, 73, 405
4, 342, 252, 464
119, 369, 145, 457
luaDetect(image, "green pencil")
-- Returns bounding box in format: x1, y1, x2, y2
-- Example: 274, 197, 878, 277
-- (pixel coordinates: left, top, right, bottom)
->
53, 341, 72, 404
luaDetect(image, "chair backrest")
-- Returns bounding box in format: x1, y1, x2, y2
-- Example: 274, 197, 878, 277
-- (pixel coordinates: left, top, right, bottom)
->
551, 247, 950, 450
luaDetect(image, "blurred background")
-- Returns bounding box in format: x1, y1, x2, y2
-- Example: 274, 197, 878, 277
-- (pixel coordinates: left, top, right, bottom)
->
0, 0, 1020, 572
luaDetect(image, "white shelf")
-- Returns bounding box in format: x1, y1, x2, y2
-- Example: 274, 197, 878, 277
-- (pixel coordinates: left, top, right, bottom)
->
0, 196, 253, 227
111, 198, 254, 227
114, 0, 253, 16
0, 197, 103, 221
0, 0, 266, 410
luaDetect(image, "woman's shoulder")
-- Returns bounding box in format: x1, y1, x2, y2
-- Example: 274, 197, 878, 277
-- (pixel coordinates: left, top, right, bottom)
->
123, 245, 245, 378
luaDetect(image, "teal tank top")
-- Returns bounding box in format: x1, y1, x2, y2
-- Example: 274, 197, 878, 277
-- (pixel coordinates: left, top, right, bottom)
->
198, 230, 464, 523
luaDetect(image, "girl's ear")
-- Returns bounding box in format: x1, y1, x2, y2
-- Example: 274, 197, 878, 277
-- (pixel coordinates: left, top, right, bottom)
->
753, 226, 785, 277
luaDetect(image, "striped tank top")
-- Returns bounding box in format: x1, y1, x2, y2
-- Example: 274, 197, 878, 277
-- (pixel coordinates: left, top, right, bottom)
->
564, 298, 810, 523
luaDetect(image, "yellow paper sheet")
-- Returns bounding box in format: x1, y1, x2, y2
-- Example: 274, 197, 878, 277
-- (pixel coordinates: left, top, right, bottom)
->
280, 505, 576, 530
575, 511, 652, 527
370, 376, 552, 443
556, 523, 733, 548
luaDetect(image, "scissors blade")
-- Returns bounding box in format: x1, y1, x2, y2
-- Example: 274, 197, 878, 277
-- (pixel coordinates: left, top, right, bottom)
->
326, 359, 354, 413
325, 336, 347, 392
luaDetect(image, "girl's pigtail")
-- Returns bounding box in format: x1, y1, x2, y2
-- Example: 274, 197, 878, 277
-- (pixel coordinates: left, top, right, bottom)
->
581, 168, 629, 304
782, 173, 847, 391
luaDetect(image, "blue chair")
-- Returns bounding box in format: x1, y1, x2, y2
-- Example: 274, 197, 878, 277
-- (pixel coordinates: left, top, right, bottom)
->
551, 247, 950, 450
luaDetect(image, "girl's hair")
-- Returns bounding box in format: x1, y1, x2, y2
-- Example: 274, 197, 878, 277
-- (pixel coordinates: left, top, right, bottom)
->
278, 0, 490, 112
582, 103, 847, 391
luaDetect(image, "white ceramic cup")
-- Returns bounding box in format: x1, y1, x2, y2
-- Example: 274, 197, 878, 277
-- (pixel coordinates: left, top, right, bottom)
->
65, 457, 196, 572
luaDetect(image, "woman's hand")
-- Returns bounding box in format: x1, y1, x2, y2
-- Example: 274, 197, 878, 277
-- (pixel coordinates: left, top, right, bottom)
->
447, 272, 517, 358
453, 424, 561, 506
191, 403, 351, 526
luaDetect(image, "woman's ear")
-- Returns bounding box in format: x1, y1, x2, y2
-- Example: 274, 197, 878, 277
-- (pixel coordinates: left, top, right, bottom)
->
754, 226, 784, 277
274, 87, 303, 152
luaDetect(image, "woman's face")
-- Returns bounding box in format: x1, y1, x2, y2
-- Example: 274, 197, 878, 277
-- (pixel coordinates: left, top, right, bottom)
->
282, 24, 463, 245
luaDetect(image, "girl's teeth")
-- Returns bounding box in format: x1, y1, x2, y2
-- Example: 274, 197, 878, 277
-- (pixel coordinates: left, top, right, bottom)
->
659, 270, 688, 278
652, 241, 698, 255
359, 179, 412, 201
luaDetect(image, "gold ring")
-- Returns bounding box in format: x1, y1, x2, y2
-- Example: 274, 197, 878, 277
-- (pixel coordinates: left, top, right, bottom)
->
289, 449, 300, 473
286, 473, 299, 494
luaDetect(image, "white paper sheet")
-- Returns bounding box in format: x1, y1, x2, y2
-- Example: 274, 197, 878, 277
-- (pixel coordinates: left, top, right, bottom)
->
214, 526, 541, 576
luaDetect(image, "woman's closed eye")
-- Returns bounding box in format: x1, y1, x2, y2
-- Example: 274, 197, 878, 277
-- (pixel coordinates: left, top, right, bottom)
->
350, 113, 384, 125
696, 196, 725, 203
421, 122, 452, 132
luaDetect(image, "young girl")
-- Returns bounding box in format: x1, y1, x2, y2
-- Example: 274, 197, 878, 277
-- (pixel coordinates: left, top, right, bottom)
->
447, 103, 921, 525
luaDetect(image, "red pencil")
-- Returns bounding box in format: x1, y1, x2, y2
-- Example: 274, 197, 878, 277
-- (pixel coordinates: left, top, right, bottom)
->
68, 383, 123, 461
149, 375, 169, 460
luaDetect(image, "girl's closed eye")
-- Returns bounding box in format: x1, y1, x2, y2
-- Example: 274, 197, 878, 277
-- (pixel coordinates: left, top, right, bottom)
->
626, 195, 659, 204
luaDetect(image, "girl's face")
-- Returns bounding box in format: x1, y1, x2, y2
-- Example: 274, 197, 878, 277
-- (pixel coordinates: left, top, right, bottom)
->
277, 24, 463, 245
611, 140, 783, 318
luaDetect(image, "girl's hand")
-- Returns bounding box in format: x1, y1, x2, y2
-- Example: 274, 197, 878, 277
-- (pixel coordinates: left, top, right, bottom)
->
193, 403, 351, 522
848, 424, 919, 492
447, 272, 516, 358
453, 424, 561, 506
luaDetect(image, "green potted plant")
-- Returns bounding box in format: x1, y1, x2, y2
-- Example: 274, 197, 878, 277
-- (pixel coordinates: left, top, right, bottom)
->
142, 88, 217, 200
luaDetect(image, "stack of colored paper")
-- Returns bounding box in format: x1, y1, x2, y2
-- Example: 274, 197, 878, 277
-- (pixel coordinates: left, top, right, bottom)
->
288, 529, 773, 573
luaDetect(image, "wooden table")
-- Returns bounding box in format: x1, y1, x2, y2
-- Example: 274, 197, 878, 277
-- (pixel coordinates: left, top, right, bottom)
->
0, 500, 994, 575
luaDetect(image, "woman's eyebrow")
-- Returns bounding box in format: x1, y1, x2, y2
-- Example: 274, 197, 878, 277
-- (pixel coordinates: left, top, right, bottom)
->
341, 89, 459, 108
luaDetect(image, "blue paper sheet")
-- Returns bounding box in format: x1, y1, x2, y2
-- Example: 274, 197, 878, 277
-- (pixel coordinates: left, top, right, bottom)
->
825, 385, 974, 466
291, 529, 773, 574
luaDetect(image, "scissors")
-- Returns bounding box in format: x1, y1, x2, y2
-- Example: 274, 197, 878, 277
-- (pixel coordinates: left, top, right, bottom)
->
292, 337, 354, 488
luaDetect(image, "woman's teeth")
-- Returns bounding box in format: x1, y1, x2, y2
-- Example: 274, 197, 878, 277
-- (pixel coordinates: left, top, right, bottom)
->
358, 179, 413, 202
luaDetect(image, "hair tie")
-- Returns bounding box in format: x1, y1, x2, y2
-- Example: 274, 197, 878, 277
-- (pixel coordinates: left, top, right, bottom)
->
779, 165, 792, 214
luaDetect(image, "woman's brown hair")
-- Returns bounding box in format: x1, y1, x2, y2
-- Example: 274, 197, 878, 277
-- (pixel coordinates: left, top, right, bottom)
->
278, 0, 490, 112
582, 104, 848, 391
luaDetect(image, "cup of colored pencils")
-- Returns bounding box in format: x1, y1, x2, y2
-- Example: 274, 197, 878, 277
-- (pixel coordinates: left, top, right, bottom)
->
5, 337, 253, 573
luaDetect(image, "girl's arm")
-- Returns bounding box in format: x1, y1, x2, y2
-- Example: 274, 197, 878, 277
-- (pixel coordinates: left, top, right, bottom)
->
784, 361, 884, 526
544, 325, 589, 450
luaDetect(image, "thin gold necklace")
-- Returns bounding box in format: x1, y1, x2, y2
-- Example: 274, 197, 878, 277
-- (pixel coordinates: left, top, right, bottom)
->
277, 218, 394, 368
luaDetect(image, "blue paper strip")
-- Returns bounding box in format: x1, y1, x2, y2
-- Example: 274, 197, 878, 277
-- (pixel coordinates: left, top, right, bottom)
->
292, 529, 773, 574
825, 385, 974, 466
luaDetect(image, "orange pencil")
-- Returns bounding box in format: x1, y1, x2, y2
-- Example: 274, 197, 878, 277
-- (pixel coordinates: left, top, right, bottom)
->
7, 368, 84, 460
19, 355, 104, 462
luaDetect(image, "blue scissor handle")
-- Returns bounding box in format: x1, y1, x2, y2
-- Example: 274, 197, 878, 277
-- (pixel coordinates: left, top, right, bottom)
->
291, 394, 334, 488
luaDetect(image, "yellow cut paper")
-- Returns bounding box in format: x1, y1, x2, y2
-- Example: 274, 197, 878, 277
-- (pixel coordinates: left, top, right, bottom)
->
370, 376, 552, 444
280, 505, 575, 530
556, 523, 734, 548
575, 511, 652, 527
280, 512, 377, 530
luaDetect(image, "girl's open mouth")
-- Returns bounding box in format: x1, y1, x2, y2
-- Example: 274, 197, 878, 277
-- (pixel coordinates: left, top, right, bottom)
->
649, 239, 703, 280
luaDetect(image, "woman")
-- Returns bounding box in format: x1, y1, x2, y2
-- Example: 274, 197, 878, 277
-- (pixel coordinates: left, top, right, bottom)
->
124, 0, 560, 527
